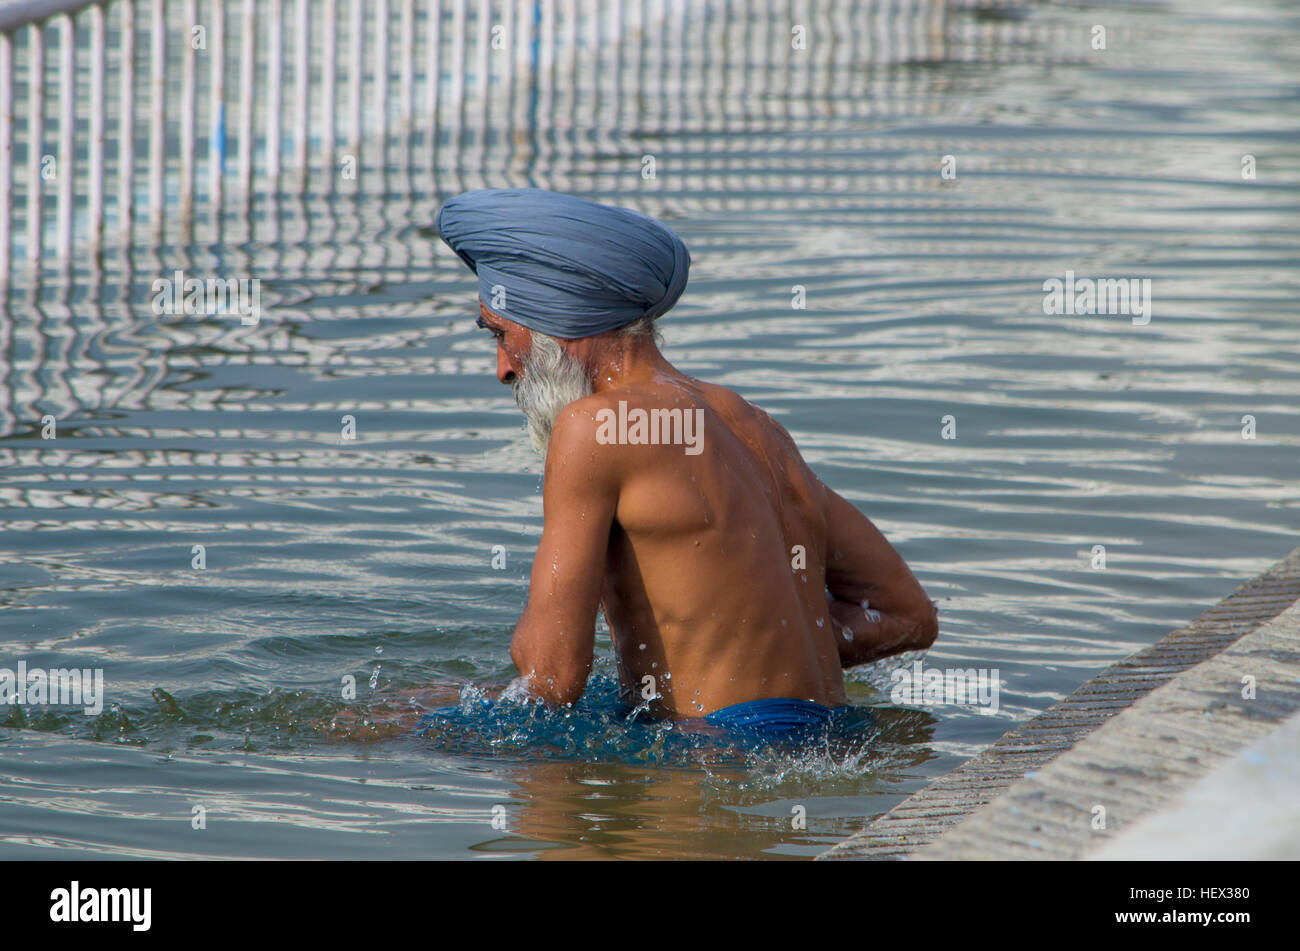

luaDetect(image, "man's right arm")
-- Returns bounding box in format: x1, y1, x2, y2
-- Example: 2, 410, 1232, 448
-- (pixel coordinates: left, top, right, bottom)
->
823, 485, 938, 667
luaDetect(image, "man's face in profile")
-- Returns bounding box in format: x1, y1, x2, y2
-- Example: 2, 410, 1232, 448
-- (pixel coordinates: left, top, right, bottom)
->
478, 300, 592, 455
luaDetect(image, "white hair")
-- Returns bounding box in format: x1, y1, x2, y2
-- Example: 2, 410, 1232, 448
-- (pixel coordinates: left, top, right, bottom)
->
511, 331, 594, 455
619, 315, 664, 346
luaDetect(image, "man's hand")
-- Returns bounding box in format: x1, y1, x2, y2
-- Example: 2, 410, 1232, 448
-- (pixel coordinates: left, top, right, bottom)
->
827, 591, 937, 667
509, 402, 620, 706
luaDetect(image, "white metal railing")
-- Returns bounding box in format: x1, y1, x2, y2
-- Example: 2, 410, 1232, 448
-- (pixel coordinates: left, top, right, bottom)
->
0, 0, 1078, 439
0, 0, 562, 285
0, 0, 1060, 289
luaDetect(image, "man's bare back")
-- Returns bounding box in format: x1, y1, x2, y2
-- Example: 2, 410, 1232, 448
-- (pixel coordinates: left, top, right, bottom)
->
491, 304, 940, 719
589, 376, 846, 716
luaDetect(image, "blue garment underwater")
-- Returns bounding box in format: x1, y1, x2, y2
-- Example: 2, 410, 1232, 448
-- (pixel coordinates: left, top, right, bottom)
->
703, 698, 843, 736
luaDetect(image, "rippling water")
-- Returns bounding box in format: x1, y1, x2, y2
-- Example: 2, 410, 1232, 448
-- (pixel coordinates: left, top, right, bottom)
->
2, 0, 1298, 859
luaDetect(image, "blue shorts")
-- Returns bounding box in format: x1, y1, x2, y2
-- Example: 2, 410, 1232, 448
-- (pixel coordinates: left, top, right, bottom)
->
703, 698, 844, 736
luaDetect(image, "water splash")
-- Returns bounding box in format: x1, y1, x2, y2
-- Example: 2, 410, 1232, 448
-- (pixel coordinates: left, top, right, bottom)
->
416, 676, 888, 772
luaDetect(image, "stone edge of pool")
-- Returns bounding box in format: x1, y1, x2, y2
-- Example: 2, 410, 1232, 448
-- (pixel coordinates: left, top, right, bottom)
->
817, 543, 1300, 861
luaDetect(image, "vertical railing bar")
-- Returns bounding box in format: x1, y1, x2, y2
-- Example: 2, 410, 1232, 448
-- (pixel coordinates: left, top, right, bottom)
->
507, 0, 528, 176
348, 0, 361, 154
537, 0, 552, 184
475, 0, 488, 102
653, 0, 665, 136
55, 13, 72, 263
500, 0, 514, 178
676, 0, 686, 146
586, 0, 597, 153
794, 0, 808, 104
344, 0, 361, 288
293, 0, 307, 175
448, 0, 464, 180
0, 31, 10, 429
180, 0, 195, 223
718, 0, 729, 202
376, 0, 388, 137
238, 0, 254, 194
89, 4, 106, 255
818, 0, 833, 125
705, 0, 718, 209
608, 0, 620, 146
848, 0, 862, 101
830, 0, 846, 118
376, 0, 389, 282
149, 0, 164, 235
629, 0, 641, 194
426, 0, 440, 130
0, 32, 11, 286
209, 0, 225, 212
754, 0, 767, 122
27, 23, 44, 274
118, 0, 134, 245
266, 0, 282, 184
399, 0, 415, 267
322, 0, 336, 174
472, 0, 487, 181
560, 0, 574, 177
399, 0, 412, 128
692, 0, 704, 139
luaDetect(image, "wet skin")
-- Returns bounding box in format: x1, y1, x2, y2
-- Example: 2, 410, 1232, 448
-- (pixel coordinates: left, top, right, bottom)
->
478, 301, 938, 718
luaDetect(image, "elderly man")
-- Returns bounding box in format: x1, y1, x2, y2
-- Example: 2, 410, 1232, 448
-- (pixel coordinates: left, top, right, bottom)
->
438, 188, 937, 736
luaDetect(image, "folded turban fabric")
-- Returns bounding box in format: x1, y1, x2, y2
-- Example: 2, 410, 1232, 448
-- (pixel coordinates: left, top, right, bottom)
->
436, 188, 691, 339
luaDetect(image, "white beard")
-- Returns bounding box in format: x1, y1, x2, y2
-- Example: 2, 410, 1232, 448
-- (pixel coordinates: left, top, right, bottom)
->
511, 331, 593, 456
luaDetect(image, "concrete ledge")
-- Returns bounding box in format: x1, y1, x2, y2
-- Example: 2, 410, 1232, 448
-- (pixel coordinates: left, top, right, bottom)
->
1087, 709, 1300, 860
819, 545, 1300, 860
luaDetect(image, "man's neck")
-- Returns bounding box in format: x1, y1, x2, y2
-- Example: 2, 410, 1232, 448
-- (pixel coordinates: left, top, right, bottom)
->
577, 335, 681, 394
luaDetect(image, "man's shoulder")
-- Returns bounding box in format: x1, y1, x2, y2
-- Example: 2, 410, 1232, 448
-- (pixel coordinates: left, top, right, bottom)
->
552, 381, 707, 435
545, 393, 614, 456
546, 383, 715, 465
544, 392, 643, 471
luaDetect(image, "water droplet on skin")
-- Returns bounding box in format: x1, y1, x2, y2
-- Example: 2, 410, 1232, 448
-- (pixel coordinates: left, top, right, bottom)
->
651, 662, 658, 670
639, 643, 647, 651
664, 672, 671, 680
816, 618, 824, 627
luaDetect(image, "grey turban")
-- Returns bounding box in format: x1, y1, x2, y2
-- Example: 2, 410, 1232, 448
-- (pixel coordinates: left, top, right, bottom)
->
436, 188, 691, 338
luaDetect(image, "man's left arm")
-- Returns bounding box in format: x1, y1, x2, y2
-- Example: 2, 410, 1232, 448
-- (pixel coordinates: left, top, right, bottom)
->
509, 406, 620, 707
